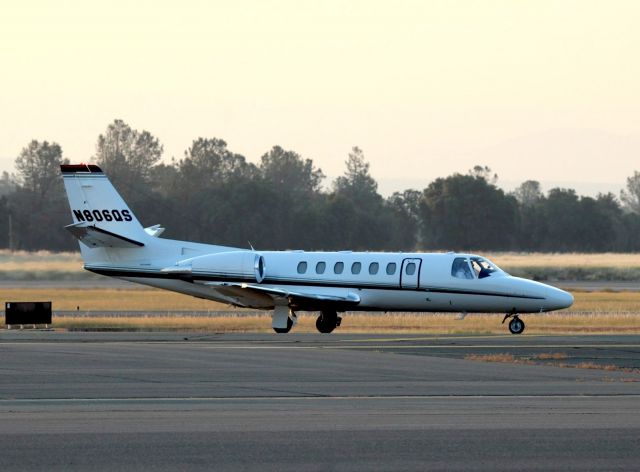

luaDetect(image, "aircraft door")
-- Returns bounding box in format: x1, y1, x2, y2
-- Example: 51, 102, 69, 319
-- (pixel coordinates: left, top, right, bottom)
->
400, 258, 422, 289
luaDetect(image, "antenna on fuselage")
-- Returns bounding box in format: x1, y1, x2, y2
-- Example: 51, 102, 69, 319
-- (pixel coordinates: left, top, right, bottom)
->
248, 241, 255, 251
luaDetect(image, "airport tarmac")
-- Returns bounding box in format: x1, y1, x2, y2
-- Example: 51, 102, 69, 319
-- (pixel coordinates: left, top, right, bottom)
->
1, 332, 639, 471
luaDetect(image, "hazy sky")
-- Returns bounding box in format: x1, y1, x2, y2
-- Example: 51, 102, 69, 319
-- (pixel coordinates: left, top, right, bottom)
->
1, 0, 639, 195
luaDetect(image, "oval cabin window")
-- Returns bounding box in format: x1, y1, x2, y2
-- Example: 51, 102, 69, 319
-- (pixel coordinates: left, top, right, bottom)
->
386, 262, 397, 275
369, 262, 379, 275
316, 261, 326, 274
405, 262, 416, 276
334, 262, 344, 274
351, 262, 362, 274
297, 261, 308, 274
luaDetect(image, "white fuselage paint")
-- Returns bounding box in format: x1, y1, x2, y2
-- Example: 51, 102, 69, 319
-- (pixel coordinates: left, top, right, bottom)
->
60, 165, 573, 320
93, 239, 573, 314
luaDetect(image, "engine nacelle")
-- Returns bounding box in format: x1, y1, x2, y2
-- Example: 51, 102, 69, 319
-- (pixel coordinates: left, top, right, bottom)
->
178, 251, 266, 283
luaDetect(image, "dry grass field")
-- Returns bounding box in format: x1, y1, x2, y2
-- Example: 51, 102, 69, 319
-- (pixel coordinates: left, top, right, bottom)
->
48, 312, 640, 334
485, 252, 640, 268
3, 250, 640, 268
0, 250, 82, 273
2, 250, 640, 281
2, 288, 231, 311
2, 287, 640, 334
2, 250, 640, 333
485, 253, 640, 281
464, 353, 640, 374
3, 288, 640, 312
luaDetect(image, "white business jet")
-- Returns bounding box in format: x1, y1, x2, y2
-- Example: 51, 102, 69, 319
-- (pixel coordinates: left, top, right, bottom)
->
61, 164, 573, 334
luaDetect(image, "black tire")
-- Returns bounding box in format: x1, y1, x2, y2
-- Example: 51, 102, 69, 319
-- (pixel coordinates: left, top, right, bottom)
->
316, 313, 336, 334
273, 317, 294, 334
508, 317, 525, 335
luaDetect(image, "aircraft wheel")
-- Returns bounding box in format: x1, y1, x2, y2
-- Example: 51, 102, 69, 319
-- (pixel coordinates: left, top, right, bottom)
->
273, 317, 294, 334
508, 316, 525, 335
316, 311, 339, 334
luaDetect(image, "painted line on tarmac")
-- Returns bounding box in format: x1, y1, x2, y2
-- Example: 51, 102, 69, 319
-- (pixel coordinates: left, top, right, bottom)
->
1, 342, 639, 351
336, 334, 551, 343
188, 344, 640, 350
2, 393, 640, 405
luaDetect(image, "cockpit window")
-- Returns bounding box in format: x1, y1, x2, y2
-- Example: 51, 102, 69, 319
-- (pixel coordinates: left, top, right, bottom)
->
470, 257, 500, 279
451, 257, 474, 279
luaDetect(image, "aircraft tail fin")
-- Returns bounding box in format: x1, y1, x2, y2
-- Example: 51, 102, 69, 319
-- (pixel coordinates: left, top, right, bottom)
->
60, 164, 149, 253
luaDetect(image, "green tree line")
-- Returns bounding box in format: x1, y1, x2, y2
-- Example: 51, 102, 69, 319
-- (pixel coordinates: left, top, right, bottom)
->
2, 119, 640, 253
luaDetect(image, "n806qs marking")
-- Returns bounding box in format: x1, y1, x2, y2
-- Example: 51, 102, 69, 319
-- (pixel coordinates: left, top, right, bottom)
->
72, 209, 132, 223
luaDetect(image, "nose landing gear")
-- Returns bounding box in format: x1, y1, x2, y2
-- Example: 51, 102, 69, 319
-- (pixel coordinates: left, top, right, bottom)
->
502, 313, 525, 335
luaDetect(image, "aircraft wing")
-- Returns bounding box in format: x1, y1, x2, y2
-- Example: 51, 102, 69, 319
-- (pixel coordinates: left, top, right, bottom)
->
202, 281, 361, 310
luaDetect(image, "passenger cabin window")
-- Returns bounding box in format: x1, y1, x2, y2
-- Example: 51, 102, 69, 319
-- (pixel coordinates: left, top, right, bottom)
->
405, 262, 416, 276
297, 261, 308, 274
351, 262, 362, 274
470, 257, 499, 279
369, 262, 379, 275
451, 257, 473, 279
316, 261, 326, 274
334, 262, 344, 274
386, 262, 397, 275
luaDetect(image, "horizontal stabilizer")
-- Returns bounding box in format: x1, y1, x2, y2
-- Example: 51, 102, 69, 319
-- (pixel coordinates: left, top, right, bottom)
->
65, 222, 145, 249
145, 224, 166, 237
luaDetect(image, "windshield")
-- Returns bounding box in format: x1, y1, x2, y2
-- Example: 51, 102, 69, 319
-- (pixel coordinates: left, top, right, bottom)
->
452, 256, 503, 280
451, 257, 474, 279
470, 257, 502, 279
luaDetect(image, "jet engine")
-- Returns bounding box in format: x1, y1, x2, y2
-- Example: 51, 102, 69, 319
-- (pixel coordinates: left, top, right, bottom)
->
171, 251, 266, 283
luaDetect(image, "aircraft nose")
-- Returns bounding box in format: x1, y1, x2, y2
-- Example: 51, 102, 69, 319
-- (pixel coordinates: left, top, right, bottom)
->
546, 287, 574, 310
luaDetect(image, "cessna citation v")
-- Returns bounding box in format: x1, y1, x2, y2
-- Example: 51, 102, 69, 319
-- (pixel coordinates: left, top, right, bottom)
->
60, 164, 573, 334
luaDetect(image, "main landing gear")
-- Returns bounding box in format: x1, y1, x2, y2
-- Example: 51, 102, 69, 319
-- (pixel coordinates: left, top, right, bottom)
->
502, 313, 526, 335
272, 306, 297, 334
273, 316, 294, 334
315, 310, 342, 334
271, 308, 342, 334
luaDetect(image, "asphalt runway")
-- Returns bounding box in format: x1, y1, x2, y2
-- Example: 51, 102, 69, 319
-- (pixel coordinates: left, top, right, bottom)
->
1, 332, 639, 471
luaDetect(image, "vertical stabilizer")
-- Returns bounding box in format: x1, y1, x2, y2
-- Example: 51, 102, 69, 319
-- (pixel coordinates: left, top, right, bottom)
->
60, 164, 149, 248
